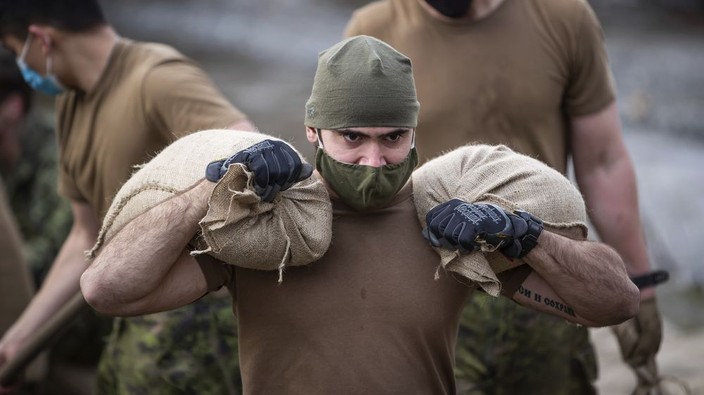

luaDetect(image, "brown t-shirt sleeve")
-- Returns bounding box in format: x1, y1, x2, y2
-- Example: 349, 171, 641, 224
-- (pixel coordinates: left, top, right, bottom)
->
497, 264, 533, 298
55, 95, 86, 202
56, 161, 85, 202
343, 2, 389, 39
343, 9, 365, 38
565, 1, 616, 117
194, 253, 235, 293
141, 61, 247, 140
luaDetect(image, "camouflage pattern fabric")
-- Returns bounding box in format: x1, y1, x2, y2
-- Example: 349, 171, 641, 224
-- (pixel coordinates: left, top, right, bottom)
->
96, 291, 240, 395
455, 292, 597, 395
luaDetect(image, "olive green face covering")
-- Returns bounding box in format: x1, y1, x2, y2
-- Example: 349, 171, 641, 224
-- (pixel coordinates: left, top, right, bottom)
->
315, 147, 418, 212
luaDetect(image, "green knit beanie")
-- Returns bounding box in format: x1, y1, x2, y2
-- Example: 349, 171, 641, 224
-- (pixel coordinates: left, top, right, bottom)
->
304, 35, 419, 129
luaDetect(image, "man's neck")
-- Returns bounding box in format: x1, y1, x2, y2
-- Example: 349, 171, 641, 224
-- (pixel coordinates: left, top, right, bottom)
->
417, 0, 507, 22
61, 26, 119, 93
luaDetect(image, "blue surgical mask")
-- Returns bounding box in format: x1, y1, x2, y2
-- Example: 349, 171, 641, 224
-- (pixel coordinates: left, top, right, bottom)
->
15, 35, 65, 96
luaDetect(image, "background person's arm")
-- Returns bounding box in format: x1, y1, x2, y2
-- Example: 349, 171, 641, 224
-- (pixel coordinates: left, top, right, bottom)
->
0, 200, 98, 377
571, 101, 655, 299
571, 101, 665, 372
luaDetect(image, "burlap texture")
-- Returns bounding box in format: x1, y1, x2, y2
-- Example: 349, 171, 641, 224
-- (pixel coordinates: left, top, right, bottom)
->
412, 144, 588, 296
89, 129, 332, 276
194, 157, 333, 274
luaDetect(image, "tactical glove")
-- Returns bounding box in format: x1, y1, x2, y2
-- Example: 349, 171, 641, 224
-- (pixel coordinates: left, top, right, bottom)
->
205, 139, 313, 202
631, 357, 665, 395
612, 297, 663, 367
421, 199, 543, 259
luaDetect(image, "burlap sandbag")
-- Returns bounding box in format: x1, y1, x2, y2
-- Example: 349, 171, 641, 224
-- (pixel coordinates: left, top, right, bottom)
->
412, 144, 588, 296
89, 129, 332, 277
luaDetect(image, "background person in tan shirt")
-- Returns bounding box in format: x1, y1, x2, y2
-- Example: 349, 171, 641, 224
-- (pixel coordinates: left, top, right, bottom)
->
345, 0, 663, 393
0, 0, 255, 393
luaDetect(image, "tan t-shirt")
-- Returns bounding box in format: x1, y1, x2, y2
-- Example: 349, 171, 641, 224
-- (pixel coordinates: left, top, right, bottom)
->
198, 182, 529, 394
55, 39, 247, 220
345, 0, 615, 173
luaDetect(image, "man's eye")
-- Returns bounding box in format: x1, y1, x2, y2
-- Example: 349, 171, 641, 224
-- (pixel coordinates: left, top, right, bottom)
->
385, 133, 404, 142
343, 133, 362, 142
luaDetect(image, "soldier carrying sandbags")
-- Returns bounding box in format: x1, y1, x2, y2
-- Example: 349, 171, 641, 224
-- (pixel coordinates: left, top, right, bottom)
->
80, 35, 641, 394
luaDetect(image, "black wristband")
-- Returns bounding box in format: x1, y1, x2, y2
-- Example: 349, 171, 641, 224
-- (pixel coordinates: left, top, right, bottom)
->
515, 210, 543, 259
630, 270, 669, 289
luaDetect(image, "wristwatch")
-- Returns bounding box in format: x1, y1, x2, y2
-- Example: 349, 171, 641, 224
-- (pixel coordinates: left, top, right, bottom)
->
514, 210, 543, 258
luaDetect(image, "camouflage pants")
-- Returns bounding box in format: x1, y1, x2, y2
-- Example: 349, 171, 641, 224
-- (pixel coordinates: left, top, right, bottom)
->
455, 292, 597, 395
96, 292, 240, 395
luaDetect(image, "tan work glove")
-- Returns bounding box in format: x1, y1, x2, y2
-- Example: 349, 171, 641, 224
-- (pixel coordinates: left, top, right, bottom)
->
632, 357, 664, 395
611, 298, 664, 394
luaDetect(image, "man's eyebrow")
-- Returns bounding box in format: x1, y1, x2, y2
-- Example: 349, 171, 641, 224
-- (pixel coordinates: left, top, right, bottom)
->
383, 129, 410, 136
335, 128, 409, 137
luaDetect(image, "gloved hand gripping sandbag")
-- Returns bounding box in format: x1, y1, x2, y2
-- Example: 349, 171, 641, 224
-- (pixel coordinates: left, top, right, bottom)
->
205, 139, 314, 202
88, 129, 332, 275
412, 144, 589, 296
423, 199, 543, 259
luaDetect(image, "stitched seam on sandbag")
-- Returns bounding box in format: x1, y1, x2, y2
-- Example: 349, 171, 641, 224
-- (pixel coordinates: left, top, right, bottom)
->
478, 194, 588, 238
87, 183, 182, 260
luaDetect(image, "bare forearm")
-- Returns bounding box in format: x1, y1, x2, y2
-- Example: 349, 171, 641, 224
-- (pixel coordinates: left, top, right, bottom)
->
81, 180, 213, 309
524, 231, 639, 325
571, 103, 654, 297
578, 156, 654, 298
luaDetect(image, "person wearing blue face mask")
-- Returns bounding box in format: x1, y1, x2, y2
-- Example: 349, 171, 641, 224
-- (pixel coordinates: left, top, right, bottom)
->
0, 0, 257, 394
79, 35, 640, 395
14, 34, 64, 96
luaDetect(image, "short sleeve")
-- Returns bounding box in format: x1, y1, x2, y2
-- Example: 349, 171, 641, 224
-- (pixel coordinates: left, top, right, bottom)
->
56, 159, 86, 202
497, 265, 533, 298
55, 95, 87, 202
194, 253, 235, 293
142, 61, 248, 140
343, 9, 365, 38
565, 2, 616, 117
343, 2, 391, 39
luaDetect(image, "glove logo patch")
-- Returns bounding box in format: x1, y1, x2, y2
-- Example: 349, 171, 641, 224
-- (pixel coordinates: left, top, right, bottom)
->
243, 140, 275, 154
456, 204, 503, 226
